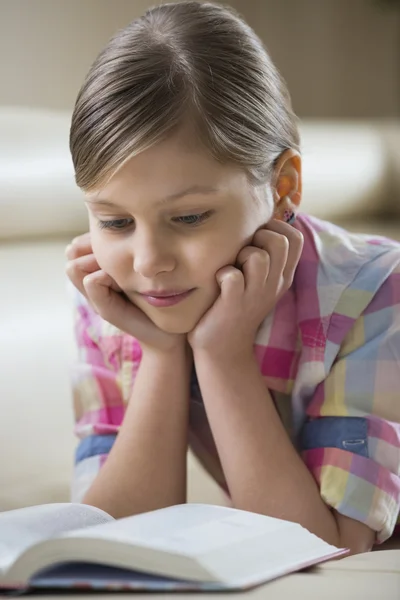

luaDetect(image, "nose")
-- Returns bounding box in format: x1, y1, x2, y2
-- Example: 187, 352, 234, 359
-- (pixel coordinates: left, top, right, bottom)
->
132, 229, 176, 278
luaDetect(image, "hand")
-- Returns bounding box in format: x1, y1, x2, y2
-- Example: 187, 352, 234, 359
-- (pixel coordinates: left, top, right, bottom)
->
65, 233, 186, 353
188, 220, 303, 358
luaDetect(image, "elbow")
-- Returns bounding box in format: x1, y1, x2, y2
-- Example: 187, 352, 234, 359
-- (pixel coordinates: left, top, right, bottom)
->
339, 539, 373, 557
335, 512, 375, 557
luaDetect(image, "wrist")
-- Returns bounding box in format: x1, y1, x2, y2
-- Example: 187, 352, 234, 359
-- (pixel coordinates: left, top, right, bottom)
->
142, 341, 193, 369
193, 344, 255, 370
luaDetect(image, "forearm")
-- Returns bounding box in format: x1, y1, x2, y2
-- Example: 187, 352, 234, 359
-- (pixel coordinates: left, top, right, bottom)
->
82, 346, 191, 518
194, 351, 341, 546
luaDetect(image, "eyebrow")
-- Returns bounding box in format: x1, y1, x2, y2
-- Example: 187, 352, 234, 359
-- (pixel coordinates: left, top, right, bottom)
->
86, 184, 219, 208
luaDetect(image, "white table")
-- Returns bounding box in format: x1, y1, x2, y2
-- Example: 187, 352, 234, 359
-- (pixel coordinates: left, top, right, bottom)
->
31, 550, 400, 600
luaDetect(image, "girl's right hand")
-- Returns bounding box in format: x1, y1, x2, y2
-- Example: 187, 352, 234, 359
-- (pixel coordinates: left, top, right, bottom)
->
65, 233, 185, 353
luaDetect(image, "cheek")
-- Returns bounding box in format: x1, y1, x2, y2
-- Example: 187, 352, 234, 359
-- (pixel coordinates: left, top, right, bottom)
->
90, 231, 131, 280
185, 230, 252, 286
199, 219, 258, 271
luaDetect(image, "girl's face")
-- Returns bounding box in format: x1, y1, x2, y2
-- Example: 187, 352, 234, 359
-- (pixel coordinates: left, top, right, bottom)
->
86, 127, 274, 334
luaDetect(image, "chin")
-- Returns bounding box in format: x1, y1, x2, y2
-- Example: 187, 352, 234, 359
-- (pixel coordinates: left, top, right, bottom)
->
136, 292, 216, 336
149, 304, 208, 335
151, 315, 196, 335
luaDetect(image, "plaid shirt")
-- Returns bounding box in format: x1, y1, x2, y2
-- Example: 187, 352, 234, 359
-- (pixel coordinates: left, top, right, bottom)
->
71, 214, 400, 542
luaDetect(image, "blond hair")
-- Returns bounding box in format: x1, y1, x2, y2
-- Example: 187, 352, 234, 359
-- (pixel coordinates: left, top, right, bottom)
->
70, 1, 300, 192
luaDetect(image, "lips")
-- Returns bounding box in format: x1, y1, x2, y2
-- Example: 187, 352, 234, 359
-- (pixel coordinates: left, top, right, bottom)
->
139, 289, 195, 308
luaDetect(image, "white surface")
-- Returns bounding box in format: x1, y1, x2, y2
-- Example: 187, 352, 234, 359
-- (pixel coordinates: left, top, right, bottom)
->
300, 121, 391, 219
0, 240, 76, 510
0, 107, 87, 240
382, 122, 400, 215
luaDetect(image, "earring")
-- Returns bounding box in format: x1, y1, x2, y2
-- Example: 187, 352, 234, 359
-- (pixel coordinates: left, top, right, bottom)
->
283, 208, 296, 225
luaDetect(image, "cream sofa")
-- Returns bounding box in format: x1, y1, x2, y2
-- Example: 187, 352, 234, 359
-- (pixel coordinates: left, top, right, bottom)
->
0, 107, 399, 513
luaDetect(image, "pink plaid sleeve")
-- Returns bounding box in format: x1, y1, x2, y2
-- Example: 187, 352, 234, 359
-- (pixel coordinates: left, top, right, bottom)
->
300, 266, 400, 543
70, 287, 142, 501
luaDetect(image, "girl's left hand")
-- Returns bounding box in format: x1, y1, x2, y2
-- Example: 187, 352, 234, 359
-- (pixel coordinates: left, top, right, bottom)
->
188, 220, 304, 359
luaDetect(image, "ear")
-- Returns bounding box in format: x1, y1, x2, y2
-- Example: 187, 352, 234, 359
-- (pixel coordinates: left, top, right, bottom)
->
272, 150, 302, 216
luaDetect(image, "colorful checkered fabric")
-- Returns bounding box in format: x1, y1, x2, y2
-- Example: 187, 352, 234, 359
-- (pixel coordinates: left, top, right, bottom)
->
71, 214, 400, 542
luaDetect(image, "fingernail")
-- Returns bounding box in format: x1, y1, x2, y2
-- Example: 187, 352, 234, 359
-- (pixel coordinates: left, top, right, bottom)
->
65, 244, 72, 256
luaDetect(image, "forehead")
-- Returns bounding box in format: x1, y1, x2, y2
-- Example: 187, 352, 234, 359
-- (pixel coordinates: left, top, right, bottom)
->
89, 128, 250, 206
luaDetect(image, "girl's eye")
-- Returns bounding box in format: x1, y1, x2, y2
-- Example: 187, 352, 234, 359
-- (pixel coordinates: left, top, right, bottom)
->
173, 211, 213, 226
98, 218, 134, 231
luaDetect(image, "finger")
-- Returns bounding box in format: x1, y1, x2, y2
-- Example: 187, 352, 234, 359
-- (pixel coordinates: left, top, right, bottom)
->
65, 232, 92, 260
83, 270, 123, 320
262, 220, 304, 286
66, 254, 102, 297
236, 246, 270, 293
84, 267, 122, 293
83, 270, 149, 336
215, 265, 244, 300
252, 229, 289, 291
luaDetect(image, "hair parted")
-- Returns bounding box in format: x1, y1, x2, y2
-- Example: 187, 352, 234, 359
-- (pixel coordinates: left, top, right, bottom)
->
70, 1, 300, 192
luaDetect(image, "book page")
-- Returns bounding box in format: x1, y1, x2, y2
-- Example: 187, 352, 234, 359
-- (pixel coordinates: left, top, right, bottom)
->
63, 503, 294, 553
61, 504, 345, 586
0, 503, 112, 575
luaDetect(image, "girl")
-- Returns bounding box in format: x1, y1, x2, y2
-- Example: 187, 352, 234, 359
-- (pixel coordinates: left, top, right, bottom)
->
65, 1, 400, 555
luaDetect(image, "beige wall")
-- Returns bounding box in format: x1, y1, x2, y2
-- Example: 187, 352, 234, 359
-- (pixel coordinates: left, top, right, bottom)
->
0, 0, 399, 118
0, 0, 157, 111
230, 0, 400, 119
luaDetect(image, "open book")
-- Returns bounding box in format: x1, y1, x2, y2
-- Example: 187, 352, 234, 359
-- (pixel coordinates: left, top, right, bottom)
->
0, 502, 347, 593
